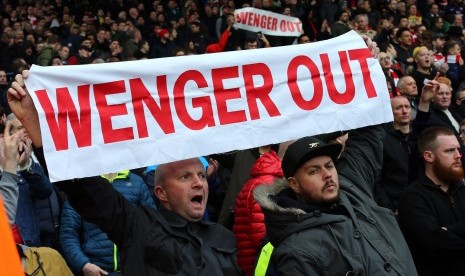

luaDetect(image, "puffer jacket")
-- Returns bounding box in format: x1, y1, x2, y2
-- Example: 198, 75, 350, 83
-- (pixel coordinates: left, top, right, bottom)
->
59, 171, 155, 273
233, 151, 283, 275
254, 125, 418, 275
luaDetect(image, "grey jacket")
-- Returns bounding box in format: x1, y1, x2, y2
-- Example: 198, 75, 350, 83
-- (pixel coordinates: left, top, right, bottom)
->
254, 125, 417, 275
0, 172, 20, 225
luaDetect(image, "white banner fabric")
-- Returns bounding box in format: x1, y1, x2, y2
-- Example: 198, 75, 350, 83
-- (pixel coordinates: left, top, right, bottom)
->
234, 7, 302, 37
25, 31, 392, 182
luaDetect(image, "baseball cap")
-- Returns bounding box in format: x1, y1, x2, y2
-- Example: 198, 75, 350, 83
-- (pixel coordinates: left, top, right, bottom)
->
282, 136, 342, 178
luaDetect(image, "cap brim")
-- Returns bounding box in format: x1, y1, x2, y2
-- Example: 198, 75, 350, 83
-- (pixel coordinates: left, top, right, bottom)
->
291, 143, 342, 177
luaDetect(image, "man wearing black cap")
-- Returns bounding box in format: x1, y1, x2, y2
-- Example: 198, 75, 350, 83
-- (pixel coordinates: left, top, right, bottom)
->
254, 124, 417, 274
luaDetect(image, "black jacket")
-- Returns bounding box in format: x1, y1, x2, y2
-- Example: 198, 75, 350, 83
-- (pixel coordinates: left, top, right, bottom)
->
429, 105, 462, 137
56, 177, 241, 275
33, 147, 241, 275
375, 123, 410, 211
399, 173, 465, 276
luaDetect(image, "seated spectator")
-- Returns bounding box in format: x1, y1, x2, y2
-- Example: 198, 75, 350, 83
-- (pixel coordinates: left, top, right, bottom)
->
397, 75, 419, 119
429, 77, 462, 137
8, 113, 63, 251
355, 14, 377, 39
399, 125, 465, 276
443, 39, 464, 89
375, 96, 411, 212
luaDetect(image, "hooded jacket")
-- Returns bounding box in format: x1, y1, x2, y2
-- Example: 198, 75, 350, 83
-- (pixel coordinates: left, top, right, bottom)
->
233, 151, 283, 275
254, 125, 418, 275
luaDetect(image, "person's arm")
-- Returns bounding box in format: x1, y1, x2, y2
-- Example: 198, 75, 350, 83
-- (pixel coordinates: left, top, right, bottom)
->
409, 76, 439, 182
20, 160, 53, 199
0, 121, 22, 224
0, 172, 19, 225
59, 201, 91, 272
336, 123, 385, 196
8, 70, 143, 248
56, 175, 140, 249
399, 188, 465, 251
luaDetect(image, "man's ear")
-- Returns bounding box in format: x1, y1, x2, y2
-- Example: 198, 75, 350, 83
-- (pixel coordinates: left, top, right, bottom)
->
423, 150, 434, 163
154, 186, 167, 203
287, 177, 300, 194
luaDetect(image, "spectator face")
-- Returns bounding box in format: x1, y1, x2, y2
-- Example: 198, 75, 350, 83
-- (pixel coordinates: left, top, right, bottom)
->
287, 156, 340, 205
10, 118, 27, 138
283, 7, 291, 16
299, 35, 310, 44
150, 11, 157, 21
378, 52, 393, 69
432, 37, 445, 51
190, 24, 200, 33
51, 57, 63, 66
81, 39, 92, 48
357, 16, 368, 30
59, 46, 70, 59
340, 12, 349, 23
97, 30, 105, 41
389, 0, 397, 11
433, 83, 452, 110
399, 77, 418, 98
430, 4, 439, 15
429, 135, 463, 183
79, 47, 92, 58
415, 48, 431, 69
399, 30, 412, 47
80, 23, 88, 33
399, 18, 409, 28
154, 158, 208, 222
454, 14, 463, 27
435, 18, 444, 29
118, 22, 127, 31
391, 96, 411, 126
0, 71, 7, 85
409, 5, 417, 16
129, 7, 138, 19
110, 41, 120, 51
245, 40, 258, 49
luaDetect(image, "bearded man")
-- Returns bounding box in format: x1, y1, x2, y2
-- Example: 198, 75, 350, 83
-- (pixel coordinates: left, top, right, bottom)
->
399, 126, 465, 276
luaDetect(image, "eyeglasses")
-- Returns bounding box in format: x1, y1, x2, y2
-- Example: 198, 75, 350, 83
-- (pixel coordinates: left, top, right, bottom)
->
379, 56, 391, 62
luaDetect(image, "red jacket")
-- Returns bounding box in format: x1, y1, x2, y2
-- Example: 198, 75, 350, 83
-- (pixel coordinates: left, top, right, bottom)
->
233, 151, 283, 275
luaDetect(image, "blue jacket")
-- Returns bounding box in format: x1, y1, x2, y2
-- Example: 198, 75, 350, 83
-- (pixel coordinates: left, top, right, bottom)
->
60, 171, 155, 273
16, 160, 53, 246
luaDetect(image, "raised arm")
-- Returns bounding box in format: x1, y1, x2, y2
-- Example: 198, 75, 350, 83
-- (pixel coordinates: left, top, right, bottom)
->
0, 121, 21, 225
8, 71, 142, 248
7, 71, 42, 148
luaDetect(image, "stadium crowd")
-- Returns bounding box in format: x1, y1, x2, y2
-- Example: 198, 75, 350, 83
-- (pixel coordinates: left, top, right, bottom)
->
2, 0, 465, 275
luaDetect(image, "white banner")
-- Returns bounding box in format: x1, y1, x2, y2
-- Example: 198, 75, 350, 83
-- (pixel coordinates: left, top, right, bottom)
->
25, 31, 392, 182
234, 7, 302, 37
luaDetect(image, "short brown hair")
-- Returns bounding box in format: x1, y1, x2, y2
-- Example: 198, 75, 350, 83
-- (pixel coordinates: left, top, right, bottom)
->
418, 126, 454, 154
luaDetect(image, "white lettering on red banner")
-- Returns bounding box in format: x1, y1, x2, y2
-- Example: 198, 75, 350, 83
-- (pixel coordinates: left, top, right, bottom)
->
234, 7, 302, 37
25, 31, 392, 182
